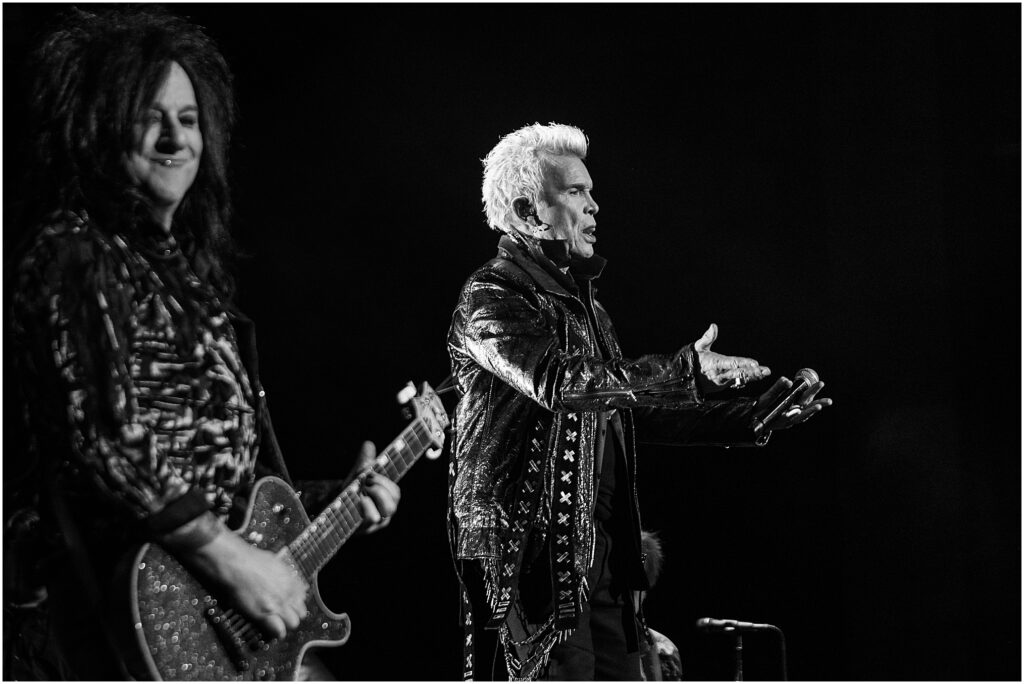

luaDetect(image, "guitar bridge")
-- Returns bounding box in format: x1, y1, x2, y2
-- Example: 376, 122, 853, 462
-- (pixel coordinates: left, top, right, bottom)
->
201, 594, 256, 673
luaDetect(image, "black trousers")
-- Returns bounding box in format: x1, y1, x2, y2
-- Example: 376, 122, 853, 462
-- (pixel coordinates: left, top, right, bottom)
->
540, 519, 642, 681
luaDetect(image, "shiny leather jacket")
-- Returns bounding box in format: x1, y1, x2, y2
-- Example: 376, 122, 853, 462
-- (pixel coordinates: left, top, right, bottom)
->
447, 235, 763, 652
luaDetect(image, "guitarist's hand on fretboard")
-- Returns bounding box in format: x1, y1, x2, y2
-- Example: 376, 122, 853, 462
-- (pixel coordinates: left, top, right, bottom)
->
183, 524, 310, 640
127, 383, 449, 680
347, 440, 402, 535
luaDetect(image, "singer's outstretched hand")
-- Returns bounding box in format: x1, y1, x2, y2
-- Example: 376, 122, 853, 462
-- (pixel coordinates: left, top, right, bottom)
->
693, 323, 771, 393
752, 376, 832, 433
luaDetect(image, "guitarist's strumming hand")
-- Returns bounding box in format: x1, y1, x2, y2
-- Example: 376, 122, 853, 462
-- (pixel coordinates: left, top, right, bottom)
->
160, 512, 310, 640
349, 440, 402, 534
132, 385, 445, 679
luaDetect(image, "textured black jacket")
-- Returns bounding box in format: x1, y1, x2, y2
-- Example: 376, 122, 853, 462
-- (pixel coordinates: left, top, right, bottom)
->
447, 234, 765, 679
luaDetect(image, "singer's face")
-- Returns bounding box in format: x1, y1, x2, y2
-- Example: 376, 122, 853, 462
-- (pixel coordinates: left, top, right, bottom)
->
124, 62, 203, 230
536, 155, 600, 259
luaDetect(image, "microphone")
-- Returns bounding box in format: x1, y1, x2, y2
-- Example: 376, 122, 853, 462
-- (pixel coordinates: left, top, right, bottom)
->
528, 211, 552, 233
513, 198, 553, 233
696, 617, 777, 632
752, 367, 819, 434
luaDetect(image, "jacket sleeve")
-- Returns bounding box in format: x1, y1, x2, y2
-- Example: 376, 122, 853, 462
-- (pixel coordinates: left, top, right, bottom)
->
11, 228, 210, 535
593, 300, 768, 448
633, 399, 769, 447
457, 273, 702, 413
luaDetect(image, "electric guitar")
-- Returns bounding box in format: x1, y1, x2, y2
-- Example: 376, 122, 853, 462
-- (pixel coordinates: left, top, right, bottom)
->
119, 382, 449, 680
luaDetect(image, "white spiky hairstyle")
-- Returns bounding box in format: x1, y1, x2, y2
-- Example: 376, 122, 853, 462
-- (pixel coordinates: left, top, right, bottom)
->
481, 122, 589, 233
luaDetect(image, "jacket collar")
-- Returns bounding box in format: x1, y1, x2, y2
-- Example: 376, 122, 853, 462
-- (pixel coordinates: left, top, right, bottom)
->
496, 233, 607, 298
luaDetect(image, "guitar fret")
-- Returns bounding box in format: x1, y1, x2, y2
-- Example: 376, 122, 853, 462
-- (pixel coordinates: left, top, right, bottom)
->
338, 495, 360, 535
138, 392, 450, 680
288, 417, 439, 573
381, 459, 400, 481
325, 518, 345, 557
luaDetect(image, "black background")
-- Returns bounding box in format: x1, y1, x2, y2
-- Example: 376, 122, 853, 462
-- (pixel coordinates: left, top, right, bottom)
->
4, 4, 1020, 680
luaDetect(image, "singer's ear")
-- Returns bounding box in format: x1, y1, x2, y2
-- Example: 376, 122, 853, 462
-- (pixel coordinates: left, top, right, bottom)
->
512, 197, 535, 222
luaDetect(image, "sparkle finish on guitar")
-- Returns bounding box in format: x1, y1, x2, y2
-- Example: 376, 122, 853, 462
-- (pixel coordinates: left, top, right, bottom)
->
124, 383, 448, 680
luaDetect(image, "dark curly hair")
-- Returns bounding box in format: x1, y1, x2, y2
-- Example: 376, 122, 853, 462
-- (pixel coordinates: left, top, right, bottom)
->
27, 5, 238, 298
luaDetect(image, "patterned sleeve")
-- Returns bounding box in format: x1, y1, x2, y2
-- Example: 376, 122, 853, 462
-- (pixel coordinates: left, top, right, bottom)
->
11, 224, 205, 530
456, 269, 702, 412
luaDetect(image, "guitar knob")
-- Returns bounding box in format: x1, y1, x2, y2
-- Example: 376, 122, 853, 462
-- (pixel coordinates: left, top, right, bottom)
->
396, 382, 417, 405
272, 503, 285, 514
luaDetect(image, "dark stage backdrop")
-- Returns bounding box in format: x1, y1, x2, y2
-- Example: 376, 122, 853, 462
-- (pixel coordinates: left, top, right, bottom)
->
4, 4, 1020, 680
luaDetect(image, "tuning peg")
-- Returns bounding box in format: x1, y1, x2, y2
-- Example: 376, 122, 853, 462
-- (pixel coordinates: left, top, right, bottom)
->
396, 382, 417, 405
426, 447, 442, 460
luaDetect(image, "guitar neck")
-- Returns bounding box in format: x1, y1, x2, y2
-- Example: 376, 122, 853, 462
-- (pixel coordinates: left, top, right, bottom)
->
286, 418, 433, 576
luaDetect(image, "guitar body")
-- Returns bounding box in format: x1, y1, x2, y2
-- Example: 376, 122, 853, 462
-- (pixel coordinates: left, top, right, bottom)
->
118, 382, 449, 680
123, 477, 350, 681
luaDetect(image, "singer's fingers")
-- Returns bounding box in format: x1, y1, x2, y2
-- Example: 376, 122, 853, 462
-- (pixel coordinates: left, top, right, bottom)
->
720, 366, 771, 384
793, 404, 824, 424
694, 323, 718, 351
796, 381, 825, 406
768, 398, 833, 429
756, 376, 792, 409
798, 399, 833, 421
726, 355, 763, 370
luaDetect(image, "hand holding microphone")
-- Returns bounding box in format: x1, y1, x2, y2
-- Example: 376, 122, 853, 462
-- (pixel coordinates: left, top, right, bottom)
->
752, 367, 832, 434
690, 323, 831, 431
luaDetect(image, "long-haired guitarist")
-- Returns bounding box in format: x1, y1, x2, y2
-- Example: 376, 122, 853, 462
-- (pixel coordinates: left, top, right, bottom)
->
5, 8, 400, 679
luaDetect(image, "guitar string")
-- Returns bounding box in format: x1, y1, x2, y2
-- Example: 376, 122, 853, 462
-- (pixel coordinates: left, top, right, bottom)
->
301, 422, 428, 562
210, 422, 435, 651
193, 418, 439, 651
289, 421, 432, 574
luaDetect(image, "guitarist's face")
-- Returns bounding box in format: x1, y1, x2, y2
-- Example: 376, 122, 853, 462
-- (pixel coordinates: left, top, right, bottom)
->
124, 62, 203, 230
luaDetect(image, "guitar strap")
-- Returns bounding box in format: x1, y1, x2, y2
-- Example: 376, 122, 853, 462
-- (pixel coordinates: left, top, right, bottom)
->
227, 306, 294, 486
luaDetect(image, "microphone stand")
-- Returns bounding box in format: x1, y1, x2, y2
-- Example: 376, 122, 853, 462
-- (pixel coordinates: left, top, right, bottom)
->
733, 633, 743, 682
774, 626, 788, 681
703, 622, 788, 681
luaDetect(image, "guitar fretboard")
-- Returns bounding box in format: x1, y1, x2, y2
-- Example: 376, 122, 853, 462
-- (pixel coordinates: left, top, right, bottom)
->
287, 419, 433, 576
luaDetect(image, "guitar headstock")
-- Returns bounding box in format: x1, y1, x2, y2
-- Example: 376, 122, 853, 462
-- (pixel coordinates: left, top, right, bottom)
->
398, 382, 450, 457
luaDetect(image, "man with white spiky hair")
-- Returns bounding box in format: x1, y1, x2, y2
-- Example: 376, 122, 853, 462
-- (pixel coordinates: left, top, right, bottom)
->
447, 122, 830, 680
